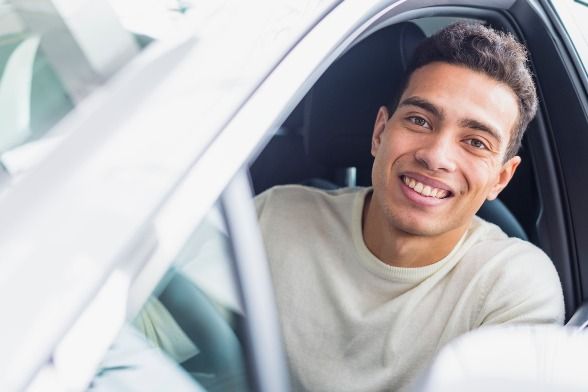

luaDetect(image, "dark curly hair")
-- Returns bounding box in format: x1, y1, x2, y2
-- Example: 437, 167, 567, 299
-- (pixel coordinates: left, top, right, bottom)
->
389, 22, 537, 160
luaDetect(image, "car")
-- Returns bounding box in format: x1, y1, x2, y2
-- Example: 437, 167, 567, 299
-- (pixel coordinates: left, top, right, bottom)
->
1, 0, 588, 390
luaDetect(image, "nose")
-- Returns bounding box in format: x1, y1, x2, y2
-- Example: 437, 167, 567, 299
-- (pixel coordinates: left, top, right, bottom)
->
414, 133, 457, 172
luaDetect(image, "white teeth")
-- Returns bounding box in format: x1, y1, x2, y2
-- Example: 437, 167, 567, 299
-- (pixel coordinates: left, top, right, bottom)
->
402, 176, 449, 199
422, 186, 432, 197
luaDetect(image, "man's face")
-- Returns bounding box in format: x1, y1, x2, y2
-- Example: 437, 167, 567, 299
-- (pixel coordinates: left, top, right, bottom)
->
370, 62, 521, 237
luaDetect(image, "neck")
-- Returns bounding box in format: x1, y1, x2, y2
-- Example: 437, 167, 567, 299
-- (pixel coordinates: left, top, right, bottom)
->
362, 191, 469, 268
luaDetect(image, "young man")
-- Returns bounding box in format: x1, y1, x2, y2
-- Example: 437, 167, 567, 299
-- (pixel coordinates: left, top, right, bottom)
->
256, 22, 564, 391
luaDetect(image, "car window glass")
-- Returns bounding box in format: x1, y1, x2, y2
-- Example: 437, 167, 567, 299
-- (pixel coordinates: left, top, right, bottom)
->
91, 202, 252, 392
0, 2, 72, 155
549, 0, 588, 75
0, 0, 141, 175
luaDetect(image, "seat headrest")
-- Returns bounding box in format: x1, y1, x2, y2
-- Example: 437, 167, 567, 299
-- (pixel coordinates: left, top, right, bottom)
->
303, 22, 426, 169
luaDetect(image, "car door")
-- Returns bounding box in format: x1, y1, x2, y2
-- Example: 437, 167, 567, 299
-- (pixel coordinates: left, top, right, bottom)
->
0, 0, 344, 390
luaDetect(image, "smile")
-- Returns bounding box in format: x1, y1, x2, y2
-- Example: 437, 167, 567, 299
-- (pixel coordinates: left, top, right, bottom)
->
401, 175, 451, 199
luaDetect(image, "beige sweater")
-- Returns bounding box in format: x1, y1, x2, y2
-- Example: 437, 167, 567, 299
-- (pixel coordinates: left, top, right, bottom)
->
255, 185, 564, 392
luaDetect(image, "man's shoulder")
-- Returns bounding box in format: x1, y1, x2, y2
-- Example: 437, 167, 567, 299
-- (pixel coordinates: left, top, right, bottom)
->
254, 185, 367, 253
257, 184, 363, 199
456, 217, 558, 284
469, 217, 547, 263
255, 184, 365, 214
456, 218, 564, 325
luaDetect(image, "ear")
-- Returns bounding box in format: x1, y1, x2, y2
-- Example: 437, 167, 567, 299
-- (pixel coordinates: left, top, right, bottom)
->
487, 156, 521, 200
371, 106, 390, 157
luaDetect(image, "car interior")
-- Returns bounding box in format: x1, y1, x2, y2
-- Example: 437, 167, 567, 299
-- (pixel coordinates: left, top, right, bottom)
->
249, 13, 584, 325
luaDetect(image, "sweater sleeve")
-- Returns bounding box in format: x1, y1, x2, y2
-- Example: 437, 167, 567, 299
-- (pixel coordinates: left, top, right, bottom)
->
475, 241, 565, 327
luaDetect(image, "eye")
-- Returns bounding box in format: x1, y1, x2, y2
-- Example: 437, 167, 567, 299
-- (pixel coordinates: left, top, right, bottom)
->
407, 116, 431, 129
465, 138, 489, 150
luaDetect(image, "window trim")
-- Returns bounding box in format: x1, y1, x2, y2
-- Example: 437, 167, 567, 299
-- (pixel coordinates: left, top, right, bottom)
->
222, 169, 290, 392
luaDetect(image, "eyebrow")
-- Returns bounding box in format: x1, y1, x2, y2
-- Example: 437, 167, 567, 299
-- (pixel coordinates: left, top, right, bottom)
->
399, 95, 503, 145
399, 96, 444, 119
459, 118, 502, 145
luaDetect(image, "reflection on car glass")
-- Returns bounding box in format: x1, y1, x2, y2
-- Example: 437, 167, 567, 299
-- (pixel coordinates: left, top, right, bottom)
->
0, 0, 141, 174
89, 325, 204, 392
0, 33, 73, 155
173, 208, 243, 315
96, 206, 251, 391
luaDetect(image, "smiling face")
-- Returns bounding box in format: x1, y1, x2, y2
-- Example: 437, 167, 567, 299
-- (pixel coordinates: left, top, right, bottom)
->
370, 62, 521, 238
